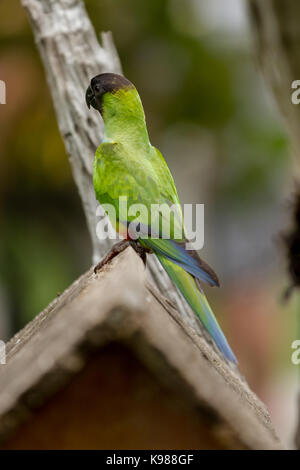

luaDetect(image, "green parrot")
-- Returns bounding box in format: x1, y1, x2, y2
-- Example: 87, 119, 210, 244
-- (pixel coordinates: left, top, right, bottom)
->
86, 73, 237, 363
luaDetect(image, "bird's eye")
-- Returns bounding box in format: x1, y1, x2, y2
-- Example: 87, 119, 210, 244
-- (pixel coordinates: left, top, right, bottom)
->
94, 84, 100, 93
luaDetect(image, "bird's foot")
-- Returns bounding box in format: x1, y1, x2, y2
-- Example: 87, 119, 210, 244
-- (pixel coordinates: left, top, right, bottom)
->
94, 240, 130, 274
93, 239, 152, 274
129, 240, 152, 266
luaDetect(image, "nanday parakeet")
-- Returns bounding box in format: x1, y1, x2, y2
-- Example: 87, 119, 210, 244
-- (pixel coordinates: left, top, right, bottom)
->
86, 73, 237, 364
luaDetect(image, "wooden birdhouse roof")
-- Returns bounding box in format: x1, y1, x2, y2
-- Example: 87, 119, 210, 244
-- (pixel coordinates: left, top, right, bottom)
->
0, 248, 283, 449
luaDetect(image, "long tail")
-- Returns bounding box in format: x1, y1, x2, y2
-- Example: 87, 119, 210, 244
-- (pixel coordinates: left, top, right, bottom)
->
156, 253, 237, 364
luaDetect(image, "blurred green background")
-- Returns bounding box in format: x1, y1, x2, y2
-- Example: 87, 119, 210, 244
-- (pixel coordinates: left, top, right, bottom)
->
0, 0, 298, 446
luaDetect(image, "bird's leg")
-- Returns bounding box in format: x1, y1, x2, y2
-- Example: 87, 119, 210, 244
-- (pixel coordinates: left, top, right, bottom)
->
129, 240, 152, 266
94, 240, 130, 273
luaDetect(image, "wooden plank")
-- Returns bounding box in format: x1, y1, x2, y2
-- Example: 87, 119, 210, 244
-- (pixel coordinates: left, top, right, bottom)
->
0, 248, 283, 449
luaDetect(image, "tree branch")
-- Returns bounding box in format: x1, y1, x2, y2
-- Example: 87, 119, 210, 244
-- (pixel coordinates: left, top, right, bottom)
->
248, 0, 300, 448
248, 0, 300, 168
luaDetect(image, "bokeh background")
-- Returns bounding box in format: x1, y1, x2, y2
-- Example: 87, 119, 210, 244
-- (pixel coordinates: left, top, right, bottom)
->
0, 0, 298, 447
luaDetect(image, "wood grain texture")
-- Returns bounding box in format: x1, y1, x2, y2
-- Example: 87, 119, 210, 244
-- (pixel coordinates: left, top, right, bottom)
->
0, 248, 283, 449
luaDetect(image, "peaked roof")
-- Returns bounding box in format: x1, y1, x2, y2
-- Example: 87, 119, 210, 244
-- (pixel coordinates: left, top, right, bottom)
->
0, 247, 283, 449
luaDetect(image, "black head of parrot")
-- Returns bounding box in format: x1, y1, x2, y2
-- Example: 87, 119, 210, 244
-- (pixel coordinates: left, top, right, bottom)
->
85, 73, 133, 114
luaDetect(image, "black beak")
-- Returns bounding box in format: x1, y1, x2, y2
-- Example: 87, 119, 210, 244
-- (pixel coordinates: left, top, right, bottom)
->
85, 85, 94, 109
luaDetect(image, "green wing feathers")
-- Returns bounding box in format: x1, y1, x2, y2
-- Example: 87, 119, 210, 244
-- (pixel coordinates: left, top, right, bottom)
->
93, 141, 237, 363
